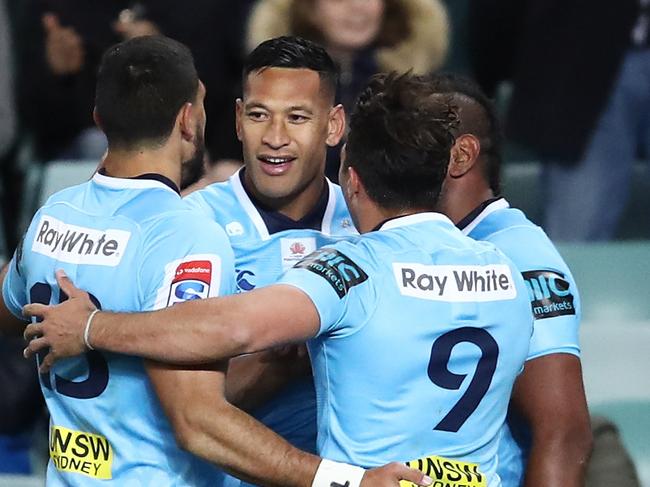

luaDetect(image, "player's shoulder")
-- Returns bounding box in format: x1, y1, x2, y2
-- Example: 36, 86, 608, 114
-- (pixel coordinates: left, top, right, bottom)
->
475, 207, 572, 274
184, 178, 239, 220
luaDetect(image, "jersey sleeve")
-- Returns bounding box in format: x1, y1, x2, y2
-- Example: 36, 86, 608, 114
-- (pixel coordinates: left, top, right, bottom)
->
486, 227, 581, 360
2, 244, 27, 318
139, 213, 236, 312
523, 268, 581, 359
277, 245, 370, 337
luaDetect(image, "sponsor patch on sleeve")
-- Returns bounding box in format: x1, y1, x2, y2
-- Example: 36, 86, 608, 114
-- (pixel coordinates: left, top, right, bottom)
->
400, 454, 486, 487
152, 254, 222, 309
49, 425, 113, 479
293, 248, 368, 298
521, 270, 576, 319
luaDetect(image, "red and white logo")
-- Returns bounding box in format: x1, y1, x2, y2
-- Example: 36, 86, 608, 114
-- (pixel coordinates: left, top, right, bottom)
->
290, 242, 306, 256
281, 237, 316, 270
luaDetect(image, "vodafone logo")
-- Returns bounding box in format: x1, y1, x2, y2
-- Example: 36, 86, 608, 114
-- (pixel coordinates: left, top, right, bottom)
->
154, 254, 222, 310
175, 265, 210, 277
168, 260, 213, 305
173, 261, 212, 283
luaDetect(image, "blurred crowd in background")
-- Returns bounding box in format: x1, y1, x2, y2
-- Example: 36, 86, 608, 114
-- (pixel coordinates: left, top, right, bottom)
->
1, 0, 649, 254
0, 0, 649, 480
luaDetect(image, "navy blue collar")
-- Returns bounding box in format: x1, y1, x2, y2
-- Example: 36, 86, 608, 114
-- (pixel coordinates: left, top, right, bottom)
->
98, 168, 180, 195
238, 169, 329, 234
456, 197, 503, 231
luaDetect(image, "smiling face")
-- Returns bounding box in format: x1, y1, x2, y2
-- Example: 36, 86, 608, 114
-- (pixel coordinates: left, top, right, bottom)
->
236, 67, 344, 210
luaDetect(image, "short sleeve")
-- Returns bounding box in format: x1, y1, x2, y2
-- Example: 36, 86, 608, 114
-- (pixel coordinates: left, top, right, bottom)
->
523, 269, 581, 359
485, 226, 582, 360
139, 213, 236, 311
278, 247, 369, 337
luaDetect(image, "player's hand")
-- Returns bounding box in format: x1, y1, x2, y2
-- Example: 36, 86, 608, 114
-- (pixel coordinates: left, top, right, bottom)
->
42, 13, 85, 75
361, 462, 432, 486
22, 270, 97, 371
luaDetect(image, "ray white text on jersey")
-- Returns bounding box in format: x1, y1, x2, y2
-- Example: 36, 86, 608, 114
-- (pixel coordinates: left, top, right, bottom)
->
394, 263, 517, 301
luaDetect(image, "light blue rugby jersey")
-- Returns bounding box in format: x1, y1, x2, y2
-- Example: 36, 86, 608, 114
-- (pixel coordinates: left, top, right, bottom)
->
459, 198, 582, 487
3, 172, 236, 486
277, 213, 533, 487
185, 170, 357, 485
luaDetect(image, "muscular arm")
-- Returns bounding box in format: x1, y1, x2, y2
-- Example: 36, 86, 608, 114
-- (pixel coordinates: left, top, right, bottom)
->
145, 360, 319, 487
25, 283, 320, 366
513, 353, 593, 487
226, 347, 311, 412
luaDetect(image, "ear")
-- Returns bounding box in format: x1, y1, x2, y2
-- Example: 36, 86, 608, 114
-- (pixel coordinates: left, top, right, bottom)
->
326, 104, 346, 147
235, 98, 244, 142
448, 134, 481, 178
345, 165, 364, 200
92, 107, 102, 131
178, 102, 195, 142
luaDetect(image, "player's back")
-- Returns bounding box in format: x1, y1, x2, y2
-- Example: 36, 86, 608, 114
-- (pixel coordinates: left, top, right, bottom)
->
281, 213, 532, 486
5, 173, 229, 486
460, 198, 581, 486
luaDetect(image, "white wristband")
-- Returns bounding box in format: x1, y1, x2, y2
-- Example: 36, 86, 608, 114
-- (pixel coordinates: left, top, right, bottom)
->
312, 459, 365, 487
83, 310, 100, 351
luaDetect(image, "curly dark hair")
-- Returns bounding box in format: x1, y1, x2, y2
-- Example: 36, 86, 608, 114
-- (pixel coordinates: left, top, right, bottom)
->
344, 72, 457, 210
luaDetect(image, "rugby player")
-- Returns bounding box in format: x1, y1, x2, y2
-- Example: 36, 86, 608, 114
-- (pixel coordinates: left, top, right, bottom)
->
26, 72, 534, 487
0, 36, 427, 487
431, 73, 593, 486
184, 38, 356, 482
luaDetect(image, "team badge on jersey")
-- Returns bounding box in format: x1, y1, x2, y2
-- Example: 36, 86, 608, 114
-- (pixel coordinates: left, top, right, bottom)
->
153, 254, 222, 309
281, 237, 316, 270
168, 260, 212, 305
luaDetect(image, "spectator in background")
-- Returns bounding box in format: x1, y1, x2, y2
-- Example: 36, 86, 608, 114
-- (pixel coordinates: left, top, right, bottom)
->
17, 0, 126, 161
114, 0, 257, 163
468, 0, 647, 241
17, 0, 253, 163
0, 0, 16, 162
247, 0, 449, 180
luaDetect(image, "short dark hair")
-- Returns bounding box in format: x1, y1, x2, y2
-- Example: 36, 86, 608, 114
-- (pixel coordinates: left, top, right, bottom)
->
243, 36, 338, 102
427, 73, 503, 194
345, 72, 456, 211
95, 36, 199, 149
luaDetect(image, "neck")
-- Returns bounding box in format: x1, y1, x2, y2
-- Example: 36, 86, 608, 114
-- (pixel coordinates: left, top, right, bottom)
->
438, 179, 494, 225
101, 146, 181, 188
243, 172, 326, 221
357, 206, 434, 234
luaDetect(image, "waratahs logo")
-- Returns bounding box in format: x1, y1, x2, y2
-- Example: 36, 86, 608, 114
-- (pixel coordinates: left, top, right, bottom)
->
236, 269, 256, 292
290, 242, 306, 256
